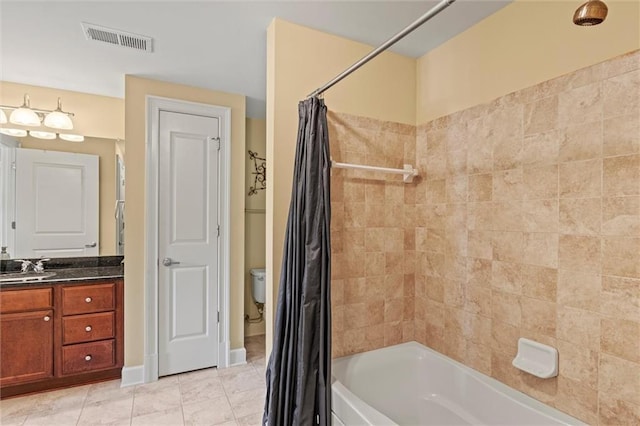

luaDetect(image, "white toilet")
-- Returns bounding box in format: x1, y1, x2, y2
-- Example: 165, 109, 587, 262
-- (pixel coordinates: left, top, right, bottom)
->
250, 268, 266, 304
247, 268, 265, 323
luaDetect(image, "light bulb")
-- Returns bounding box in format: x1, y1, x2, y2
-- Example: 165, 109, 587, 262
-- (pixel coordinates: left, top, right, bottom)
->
29, 130, 56, 140
0, 128, 28, 137
9, 94, 41, 127
44, 98, 73, 130
0, 109, 7, 124
10, 107, 40, 126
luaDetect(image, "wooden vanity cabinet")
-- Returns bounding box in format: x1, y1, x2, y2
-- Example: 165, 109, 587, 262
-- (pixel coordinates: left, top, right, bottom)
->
0, 288, 54, 387
0, 279, 124, 398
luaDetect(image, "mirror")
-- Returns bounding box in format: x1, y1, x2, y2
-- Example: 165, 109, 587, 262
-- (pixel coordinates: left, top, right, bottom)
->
0, 134, 125, 259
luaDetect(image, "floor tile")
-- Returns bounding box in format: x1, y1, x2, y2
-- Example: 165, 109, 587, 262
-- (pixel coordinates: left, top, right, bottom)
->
236, 412, 263, 426
35, 385, 89, 415
132, 386, 182, 417
23, 407, 82, 425
0, 415, 27, 426
228, 387, 266, 419
85, 379, 133, 405
134, 375, 179, 394
179, 376, 226, 405
217, 364, 255, 378
0, 394, 49, 420
182, 396, 235, 425
221, 370, 264, 396
78, 395, 133, 425
131, 407, 184, 425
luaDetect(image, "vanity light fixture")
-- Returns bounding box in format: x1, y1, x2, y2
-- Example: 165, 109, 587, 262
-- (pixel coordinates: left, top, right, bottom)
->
0, 94, 84, 141
1, 93, 76, 129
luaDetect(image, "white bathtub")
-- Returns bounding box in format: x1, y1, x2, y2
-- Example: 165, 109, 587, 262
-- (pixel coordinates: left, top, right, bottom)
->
331, 342, 584, 426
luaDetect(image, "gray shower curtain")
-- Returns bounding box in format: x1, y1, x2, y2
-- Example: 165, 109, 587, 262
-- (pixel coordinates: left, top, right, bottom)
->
263, 97, 332, 426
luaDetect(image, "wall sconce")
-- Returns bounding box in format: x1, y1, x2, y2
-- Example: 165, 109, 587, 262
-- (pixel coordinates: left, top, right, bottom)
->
248, 150, 266, 196
0, 94, 84, 142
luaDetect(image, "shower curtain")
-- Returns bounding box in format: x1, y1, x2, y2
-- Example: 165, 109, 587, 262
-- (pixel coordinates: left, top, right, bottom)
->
263, 96, 332, 426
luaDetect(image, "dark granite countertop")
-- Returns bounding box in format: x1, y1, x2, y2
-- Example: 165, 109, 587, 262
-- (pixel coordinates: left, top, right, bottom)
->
0, 256, 124, 288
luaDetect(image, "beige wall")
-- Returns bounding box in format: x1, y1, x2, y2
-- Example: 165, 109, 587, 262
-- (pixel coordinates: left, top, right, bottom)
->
0, 81, 124, 140
20, 136, 118, 256
124, 76, 246, 366
245, 118, 266, 337
266, 18, 416, 355
416, 0, 640, 123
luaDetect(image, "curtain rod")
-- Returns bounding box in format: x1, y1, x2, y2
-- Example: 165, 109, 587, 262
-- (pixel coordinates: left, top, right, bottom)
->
307, 0, 457, 99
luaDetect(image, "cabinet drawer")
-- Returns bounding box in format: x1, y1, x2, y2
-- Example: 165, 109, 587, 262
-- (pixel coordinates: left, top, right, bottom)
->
62, 312, 115, 345
0, 288, 52, 313
62, 284, 115, 315
62, 340, 115, 375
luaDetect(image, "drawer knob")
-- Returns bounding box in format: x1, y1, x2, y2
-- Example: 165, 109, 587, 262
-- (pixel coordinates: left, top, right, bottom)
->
85, 297, 92, 303
85, 355, 92, 361
43, 316, 51, 322
85, 325, 92, 332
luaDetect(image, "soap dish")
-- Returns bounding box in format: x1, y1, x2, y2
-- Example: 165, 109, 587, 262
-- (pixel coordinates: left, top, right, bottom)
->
512, 338, 558, 379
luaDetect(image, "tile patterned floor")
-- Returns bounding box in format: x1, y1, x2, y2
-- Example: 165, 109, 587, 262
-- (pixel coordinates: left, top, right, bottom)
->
0, 335, 266, 426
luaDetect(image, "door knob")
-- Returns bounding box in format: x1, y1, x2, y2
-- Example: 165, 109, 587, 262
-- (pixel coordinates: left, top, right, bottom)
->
85, 242, 97, 248
162, 258, 181, 267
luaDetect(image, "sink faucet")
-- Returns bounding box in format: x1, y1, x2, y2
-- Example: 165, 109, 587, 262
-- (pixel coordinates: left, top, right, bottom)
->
14, 259, 49, 273
14, 259, 34, 273
34, 259, 49, 273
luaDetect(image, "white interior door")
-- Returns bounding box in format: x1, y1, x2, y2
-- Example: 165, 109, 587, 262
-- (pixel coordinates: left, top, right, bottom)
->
158, 111, 220, 376
15, 148, 99, 258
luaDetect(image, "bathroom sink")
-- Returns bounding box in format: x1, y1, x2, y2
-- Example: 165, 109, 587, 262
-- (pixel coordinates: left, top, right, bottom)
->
0, 272, 57, 283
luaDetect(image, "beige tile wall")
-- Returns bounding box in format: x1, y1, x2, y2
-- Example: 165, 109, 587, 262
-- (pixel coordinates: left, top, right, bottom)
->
414, 50, 640, 425
328, 111, 416, 358
329, 50, 639, 425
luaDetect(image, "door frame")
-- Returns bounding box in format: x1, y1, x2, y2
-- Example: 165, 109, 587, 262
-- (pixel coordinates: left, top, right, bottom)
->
0, 136, 18, 256
144, 96, 231, 382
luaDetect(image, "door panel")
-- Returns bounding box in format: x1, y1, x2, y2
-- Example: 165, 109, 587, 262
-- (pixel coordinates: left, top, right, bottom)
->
15, 149, 99, 257
158, 111, 220, 376
170, 266, 208, 338
170, 133, 208, 243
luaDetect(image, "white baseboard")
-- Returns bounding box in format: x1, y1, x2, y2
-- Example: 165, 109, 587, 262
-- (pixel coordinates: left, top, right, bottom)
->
120, 365, 145, 387
229, 347, 247, 366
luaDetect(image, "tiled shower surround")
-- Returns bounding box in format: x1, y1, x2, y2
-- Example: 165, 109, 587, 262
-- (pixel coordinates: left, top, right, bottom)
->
329, 112, 417, 357
329, 49, 639, 425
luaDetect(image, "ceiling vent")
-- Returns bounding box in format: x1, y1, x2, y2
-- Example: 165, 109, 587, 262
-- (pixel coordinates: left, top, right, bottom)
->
81, 22, 153, 53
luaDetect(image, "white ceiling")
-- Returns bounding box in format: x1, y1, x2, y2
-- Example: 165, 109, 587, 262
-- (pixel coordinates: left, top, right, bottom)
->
0, 1, 511, 118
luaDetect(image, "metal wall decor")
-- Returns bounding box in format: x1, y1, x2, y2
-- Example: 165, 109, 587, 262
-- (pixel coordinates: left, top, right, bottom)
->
248, 150, 266, 196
